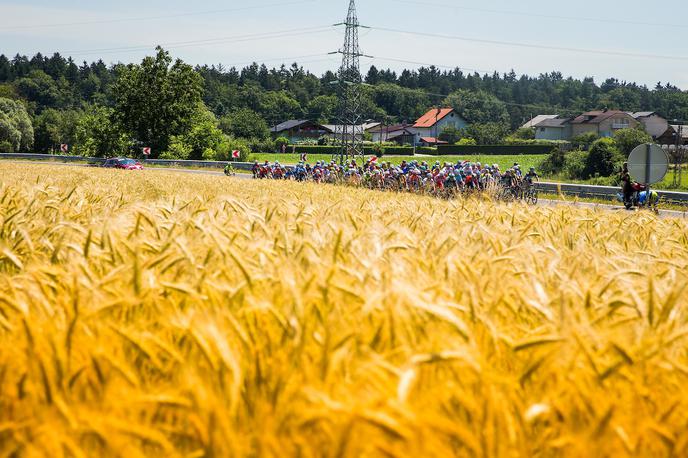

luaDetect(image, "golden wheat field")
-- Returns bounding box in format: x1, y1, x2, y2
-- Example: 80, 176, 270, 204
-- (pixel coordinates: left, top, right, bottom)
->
1, 162, 688, 458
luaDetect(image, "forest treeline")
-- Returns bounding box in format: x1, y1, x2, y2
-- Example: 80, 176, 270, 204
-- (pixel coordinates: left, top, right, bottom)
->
1, 48, 687, 158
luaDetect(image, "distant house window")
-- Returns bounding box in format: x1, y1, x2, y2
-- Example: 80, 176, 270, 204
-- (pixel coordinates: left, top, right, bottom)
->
540, 127, 546, 132
612, 118, 631, 129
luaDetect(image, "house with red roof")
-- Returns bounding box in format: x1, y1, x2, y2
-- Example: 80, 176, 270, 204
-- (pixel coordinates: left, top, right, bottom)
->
411, 108, 468, 146
570, 110, 640, 138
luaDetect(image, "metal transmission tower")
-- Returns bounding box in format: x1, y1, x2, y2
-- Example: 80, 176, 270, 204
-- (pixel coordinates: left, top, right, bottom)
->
332, 0, 368, 165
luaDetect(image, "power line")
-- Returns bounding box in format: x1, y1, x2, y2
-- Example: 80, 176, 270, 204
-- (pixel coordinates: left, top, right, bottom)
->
0, 0, 318, 31
64, 26, 335, 56
368, 26, 688, 61
222, 54, 338, 68
381, 0, 687, 30
364, 55, 494, 75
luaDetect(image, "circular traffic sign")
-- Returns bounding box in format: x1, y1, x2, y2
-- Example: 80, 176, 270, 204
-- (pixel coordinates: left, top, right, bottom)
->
627, 143, 669, 185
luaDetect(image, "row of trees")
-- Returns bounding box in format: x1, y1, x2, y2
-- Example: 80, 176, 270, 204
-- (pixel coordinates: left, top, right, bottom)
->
1, 49, 688, 158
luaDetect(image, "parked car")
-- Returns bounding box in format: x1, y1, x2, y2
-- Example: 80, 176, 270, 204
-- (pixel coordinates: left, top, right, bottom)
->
102, 158, 144, 170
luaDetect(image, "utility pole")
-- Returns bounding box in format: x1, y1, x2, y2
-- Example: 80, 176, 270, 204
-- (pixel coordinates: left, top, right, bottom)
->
331, 0, 368, 165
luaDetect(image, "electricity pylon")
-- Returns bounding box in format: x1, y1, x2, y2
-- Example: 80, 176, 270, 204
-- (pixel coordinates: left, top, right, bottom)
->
331, 0, 369, 166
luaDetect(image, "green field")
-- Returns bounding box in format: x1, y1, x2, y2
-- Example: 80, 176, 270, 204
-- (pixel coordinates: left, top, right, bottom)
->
249, 153, 548, 172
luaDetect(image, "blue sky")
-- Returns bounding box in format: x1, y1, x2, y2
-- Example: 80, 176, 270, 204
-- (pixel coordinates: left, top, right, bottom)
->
1, 0, 687, 88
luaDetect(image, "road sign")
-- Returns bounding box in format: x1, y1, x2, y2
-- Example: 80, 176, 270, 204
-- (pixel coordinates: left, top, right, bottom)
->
628, 143, 669, 185
232, 150, 240, 159
142, 147, 151, 156
60, 144, 68, 153
300, 153, 308, 162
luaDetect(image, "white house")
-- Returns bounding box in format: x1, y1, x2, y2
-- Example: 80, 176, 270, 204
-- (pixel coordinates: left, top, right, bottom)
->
521, 115, 559, 129
533, 117, 572, 141
411, 108, 468, 145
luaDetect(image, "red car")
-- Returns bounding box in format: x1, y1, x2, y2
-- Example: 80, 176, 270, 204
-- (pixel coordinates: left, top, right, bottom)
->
102, 158, 144, 170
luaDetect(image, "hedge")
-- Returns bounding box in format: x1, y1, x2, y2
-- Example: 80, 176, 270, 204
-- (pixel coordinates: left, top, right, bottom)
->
284, 145, 554, 157
286, 145, 417, 156
435, 144, 556, 155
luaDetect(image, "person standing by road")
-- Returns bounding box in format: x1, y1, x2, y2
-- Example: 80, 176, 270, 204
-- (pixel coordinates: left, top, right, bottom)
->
620, 162, 633, 205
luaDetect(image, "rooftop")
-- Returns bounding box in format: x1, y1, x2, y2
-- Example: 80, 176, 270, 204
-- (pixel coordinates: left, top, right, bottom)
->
522, 115, 559, 129
414, 108, 455, 128
534, 117, 570, 128
570, 110, 633, 125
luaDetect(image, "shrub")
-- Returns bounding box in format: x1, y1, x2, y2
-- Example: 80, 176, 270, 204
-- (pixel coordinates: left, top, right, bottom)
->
563, 150, 589, 179
161, 136, 192, 159
0, 139, 14, 153
613, 128, 652, 155
456, 138, 477, 146
248, 137, 276, 154
275, 136, 289, 152
583, 138, 624, 178
540, 147, 567, 175
439, 126, 461, 144
571, 132, 598, 150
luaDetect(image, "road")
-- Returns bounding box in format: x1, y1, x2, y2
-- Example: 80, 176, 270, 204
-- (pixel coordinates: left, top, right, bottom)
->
4, 160, 687, 219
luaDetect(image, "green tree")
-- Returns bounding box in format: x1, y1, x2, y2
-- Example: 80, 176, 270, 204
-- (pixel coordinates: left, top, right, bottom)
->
443, 89, 510, 124
510, 127, 535, 140
613, 128, 652, 155
165, 106, 226, 160
14, 70, 63, 111
219, 108, 269, 139
571, 132, 598, 150
583, 138, 624, 178
306, 95, 338, 123
112, 47, 203, 157
439, 126, 461, 143
33, 108, 81, 153
74, 105, 130, 157
460, 123, 510, 145
0, 97, 33, 152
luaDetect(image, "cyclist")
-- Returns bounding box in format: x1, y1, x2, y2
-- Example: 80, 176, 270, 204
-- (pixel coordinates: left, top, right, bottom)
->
524, 167, 539, 188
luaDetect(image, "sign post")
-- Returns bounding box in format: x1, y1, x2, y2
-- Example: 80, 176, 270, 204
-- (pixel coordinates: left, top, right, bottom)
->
231, 150, 240, 161
60, 144, 68, 154
628, 143, 669, 185
142, 147, 151, 157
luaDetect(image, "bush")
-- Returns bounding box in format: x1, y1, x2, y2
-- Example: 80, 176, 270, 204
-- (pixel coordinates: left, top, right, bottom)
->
540, 147, 567, 175
583, 137, 624, 178
456, 138, 477, 146
439, 126, 461, 143
509, 127, 536, 140
563, 150, 589, 179
571, 132, 598, 150
371, 144, 385, 157
161, 136, 192, 159
248, 137, 275, 153
275, 136, 289, 152
0, 140, 14, 153
613, 128, 652, 155
216, 137, 250, 162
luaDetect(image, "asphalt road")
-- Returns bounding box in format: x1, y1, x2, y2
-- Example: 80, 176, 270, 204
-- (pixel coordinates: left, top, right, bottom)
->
4, 160, 688, 219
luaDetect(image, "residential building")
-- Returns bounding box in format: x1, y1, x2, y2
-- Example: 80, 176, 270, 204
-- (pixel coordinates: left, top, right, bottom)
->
570, 110, 640, 138
533, 117, 572, 141
368, 124, 416, 145
322, 122, 381, 141
657, 125, 688, 147
411, 108, 468, 145
521, 115, 559, 129
270, 120, 332, 142
630, 112, 669, 139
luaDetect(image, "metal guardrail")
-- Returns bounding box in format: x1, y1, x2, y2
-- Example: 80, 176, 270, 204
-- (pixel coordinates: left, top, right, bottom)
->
2, 153, 687, 205
536, 182, 688, 205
